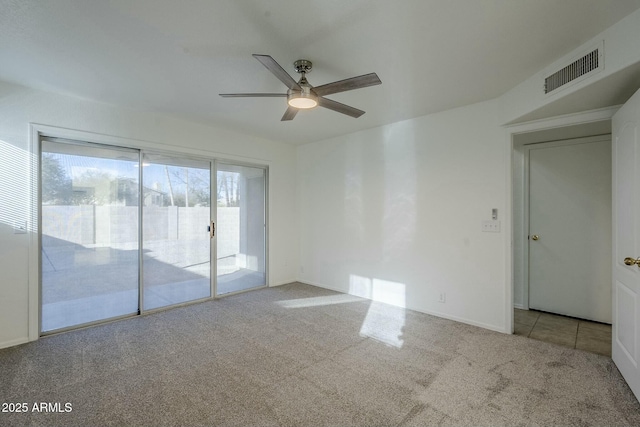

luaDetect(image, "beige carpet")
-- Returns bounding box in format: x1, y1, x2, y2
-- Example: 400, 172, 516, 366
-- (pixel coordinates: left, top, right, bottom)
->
1, 282, 639, 426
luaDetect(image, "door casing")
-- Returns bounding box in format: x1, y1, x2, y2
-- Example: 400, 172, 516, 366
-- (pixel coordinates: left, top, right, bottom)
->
507, 106, 620, 333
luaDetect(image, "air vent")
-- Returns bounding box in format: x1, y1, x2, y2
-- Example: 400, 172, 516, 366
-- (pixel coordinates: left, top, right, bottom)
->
544, 48, 600, 94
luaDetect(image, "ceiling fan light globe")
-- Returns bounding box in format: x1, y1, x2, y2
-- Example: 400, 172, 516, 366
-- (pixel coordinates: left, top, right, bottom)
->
288, 83, 318, 109
288, 97, 318, 109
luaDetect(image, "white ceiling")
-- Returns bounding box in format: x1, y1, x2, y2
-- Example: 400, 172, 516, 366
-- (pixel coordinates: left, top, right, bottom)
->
2, 0, 640, 145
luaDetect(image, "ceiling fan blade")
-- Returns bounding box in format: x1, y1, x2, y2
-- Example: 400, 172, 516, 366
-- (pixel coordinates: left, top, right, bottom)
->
281, 106, 298, 121
317, 97, 365, 118
253, 54, 302, 91
312, 73, 381, 97
219, 93, 287, 97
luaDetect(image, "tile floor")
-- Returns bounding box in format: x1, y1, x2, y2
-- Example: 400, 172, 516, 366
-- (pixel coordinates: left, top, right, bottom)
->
514, 308, 612, 357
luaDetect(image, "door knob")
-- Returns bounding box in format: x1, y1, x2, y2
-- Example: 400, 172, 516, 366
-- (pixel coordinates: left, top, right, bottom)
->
531, 235, 539, 241
624, 257, 640, 266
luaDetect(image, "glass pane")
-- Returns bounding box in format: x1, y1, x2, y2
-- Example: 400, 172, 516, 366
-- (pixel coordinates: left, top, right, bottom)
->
142, 155, 211, 310
41, 140, 139, 332
216, 164, 266, 295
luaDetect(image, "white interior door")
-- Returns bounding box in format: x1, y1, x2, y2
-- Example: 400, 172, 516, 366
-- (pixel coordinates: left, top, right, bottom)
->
528, 137, 612, 323
613, 88, 640, 401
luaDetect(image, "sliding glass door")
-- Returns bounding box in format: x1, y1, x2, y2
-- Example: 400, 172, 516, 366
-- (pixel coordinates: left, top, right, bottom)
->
142, 154, 211, 310
40, 138, 267, 333
216, 163, 266, 295
41, 139, 140, 332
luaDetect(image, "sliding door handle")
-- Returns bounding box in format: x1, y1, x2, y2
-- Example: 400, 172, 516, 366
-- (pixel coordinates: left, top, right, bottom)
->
209, 221, 215, 239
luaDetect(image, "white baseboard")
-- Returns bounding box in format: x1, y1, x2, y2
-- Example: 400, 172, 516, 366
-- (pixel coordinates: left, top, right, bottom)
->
513, 303, 526, 310
296, 278, 342, 291
0, 336, 30, 350
296, 279, 508, 334
268, 279, 299, 287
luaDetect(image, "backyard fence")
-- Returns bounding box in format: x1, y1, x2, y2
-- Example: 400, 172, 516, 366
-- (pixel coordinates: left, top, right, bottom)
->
42, 206, 240, 258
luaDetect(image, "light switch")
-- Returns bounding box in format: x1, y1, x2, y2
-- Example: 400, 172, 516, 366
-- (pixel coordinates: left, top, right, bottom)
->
482, 220, 501, 233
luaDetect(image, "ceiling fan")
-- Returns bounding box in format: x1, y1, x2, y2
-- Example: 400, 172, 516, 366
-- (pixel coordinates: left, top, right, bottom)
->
219, 54, 382, 121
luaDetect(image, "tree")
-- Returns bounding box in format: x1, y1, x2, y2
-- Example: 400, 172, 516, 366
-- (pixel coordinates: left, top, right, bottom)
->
41, 154, 72, 204
217, 172, 239, 207
186, 169, 210, 207
167, 167, 211, 207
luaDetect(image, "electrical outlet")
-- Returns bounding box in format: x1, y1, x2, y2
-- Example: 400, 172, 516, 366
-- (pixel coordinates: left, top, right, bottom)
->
482, 220, 501, 233
438, 292, 446, 303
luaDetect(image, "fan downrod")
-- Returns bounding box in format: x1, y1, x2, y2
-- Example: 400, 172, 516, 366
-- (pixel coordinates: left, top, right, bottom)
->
293, 59, 312, 74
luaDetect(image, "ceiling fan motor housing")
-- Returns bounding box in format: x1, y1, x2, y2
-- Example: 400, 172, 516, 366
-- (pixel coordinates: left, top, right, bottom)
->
287, 81, 317, 109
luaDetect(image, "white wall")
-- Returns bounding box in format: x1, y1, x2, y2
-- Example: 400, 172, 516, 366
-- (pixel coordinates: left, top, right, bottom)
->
297, 99, 508, 332
0, 81, 298, 348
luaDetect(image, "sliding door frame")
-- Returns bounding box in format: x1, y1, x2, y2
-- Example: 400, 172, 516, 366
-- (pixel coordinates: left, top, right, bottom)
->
213, 159, 269, 297
140, 151, 215, 313
212, 160, 218, 298
138, 150, 144, 314
29, 124, 269, 340
39, 137, 142, 334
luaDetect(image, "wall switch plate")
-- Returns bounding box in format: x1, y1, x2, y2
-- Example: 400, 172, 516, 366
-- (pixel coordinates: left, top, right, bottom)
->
482, 220, 501, 233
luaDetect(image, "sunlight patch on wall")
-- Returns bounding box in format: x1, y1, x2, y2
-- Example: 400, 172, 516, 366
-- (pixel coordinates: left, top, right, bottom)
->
0, 140, 30, 231
348, 274, 373, 299
350, 274, 406, 348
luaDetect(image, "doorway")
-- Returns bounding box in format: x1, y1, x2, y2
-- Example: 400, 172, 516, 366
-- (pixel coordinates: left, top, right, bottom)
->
510, 114, 615, 355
